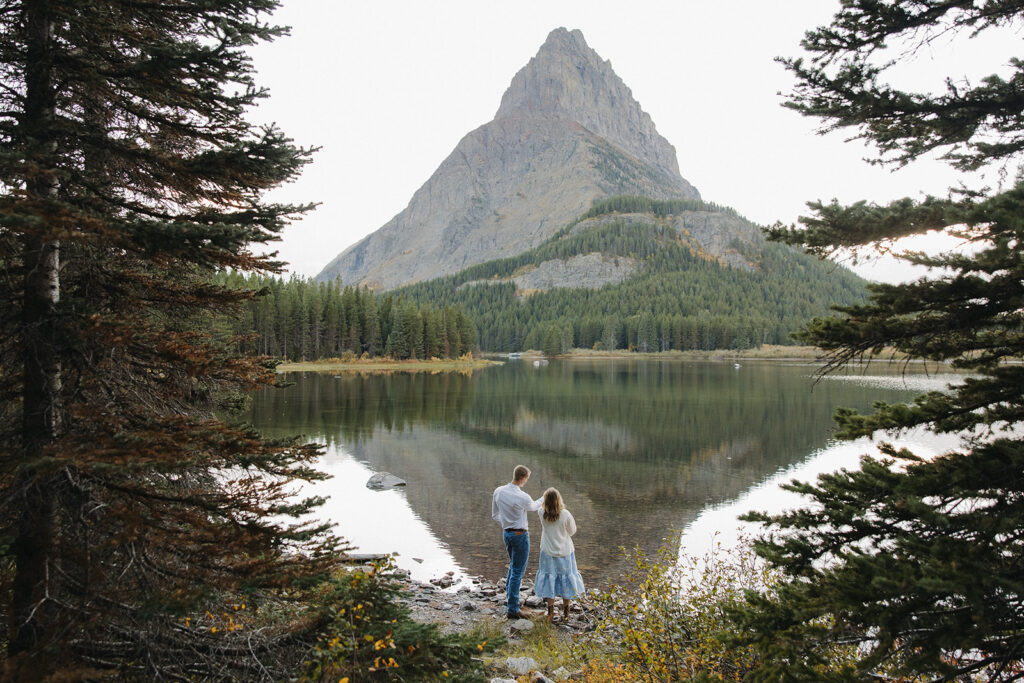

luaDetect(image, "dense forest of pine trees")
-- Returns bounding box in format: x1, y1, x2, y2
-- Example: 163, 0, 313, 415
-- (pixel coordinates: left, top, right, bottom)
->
213, 273, 477, 361
218, 198, 868, 360
392, 198, 868, 353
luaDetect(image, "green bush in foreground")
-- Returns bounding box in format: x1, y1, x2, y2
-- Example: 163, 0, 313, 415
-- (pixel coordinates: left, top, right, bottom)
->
301, 559, 502, 682
580, 535, 857, 682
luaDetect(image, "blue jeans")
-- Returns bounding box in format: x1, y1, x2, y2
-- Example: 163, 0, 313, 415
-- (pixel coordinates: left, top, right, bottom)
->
503, 529, 530, 614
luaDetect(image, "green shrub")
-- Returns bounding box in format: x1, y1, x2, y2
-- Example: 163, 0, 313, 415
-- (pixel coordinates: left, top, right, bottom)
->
300, 559, 502, 682
582, 533, 857, 681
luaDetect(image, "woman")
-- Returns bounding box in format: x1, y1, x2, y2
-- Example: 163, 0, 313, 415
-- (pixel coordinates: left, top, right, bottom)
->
534, 487, 585, 621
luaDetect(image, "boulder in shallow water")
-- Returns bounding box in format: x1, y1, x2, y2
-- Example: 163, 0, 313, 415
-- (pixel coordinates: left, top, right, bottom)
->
366, 472, 406, 490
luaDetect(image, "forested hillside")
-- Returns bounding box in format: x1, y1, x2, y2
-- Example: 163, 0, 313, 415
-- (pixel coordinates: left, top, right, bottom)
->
213, 273, 477, 361
393, 197, 868, 353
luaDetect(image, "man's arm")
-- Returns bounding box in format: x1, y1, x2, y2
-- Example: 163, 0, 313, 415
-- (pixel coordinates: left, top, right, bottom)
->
491, 489, 501, 523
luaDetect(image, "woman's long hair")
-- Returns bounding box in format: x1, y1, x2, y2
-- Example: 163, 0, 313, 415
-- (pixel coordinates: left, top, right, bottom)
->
542, 488, 563, 522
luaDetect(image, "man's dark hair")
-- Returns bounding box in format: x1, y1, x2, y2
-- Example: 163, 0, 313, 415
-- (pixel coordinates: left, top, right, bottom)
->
512, 465, 530, 483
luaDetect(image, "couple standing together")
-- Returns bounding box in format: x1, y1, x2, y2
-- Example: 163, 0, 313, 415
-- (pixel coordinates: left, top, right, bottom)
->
491, 465, 585, 620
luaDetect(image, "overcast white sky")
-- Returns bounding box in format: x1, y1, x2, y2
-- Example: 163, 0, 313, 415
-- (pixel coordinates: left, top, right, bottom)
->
246, 1, 1018, 283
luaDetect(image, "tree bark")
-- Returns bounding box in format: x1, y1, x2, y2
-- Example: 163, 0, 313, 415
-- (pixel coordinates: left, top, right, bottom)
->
10, 0, 62, 660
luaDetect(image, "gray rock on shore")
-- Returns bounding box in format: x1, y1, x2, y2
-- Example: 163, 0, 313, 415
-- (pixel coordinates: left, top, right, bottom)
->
507, 656, 539, 675
509, 618, 534, 633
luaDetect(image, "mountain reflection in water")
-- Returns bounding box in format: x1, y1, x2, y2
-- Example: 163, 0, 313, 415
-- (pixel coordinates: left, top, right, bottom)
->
250, 360, 943, 586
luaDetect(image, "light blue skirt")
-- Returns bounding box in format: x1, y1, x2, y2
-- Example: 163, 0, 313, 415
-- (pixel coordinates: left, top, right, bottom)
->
534, 550, 585, 599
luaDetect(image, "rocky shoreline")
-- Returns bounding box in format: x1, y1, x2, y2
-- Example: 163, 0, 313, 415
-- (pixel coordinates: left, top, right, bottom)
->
343, 543, 595, 637
396, 569, 594, 637
339, 553, 595, 681
396, 571, 593, 682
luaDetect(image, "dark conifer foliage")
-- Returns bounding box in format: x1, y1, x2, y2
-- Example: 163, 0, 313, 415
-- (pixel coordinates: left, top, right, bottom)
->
0, 2, 341, 678
213, 272, 477, 361
778, 0, 1024, 173
734, 3, 1024, 681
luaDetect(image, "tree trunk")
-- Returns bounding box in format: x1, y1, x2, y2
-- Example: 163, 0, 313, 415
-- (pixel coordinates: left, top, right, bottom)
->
10, 0, 62, 660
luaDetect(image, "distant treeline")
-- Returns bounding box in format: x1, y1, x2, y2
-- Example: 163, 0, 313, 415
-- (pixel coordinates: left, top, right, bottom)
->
213, 273, 477, 361
392, 199, 868, 354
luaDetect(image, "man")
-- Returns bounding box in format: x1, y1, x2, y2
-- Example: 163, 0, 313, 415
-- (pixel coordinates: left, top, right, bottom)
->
492, 465, 543, 619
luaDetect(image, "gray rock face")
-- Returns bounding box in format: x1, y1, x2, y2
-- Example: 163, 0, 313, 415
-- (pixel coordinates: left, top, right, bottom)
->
672, 211, 762, 271
496, 28, 682, 181
317, 27, 699, 290
461, 252, 638, 293
515, 252, 639, 292
365, 472, 406, 490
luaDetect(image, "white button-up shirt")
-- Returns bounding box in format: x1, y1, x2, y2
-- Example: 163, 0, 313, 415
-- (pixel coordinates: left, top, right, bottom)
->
492, 482, 542, 530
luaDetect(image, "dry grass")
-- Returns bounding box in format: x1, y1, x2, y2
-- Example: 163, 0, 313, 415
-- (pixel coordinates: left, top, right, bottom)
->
560, 345, 825, 361
554, 345, 924, 362
276, 357, 500, 373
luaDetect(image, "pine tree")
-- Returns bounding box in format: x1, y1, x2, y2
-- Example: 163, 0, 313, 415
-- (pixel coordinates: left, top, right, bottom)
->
734, 4, 1024, 681
541, 324, 563, 357
385, 302, 411, 359
0, 2, 342, 678
409, 301, 425, 360
444, 305, 462, 357
341, 284, 359, 352
603, 317, 620, 350
422, 307, 442, 359
636, 312, 656, 353
306, 277, 324, 358
456, 309, 477, 356
323, 280, 342, 356
362, 289, 382, 356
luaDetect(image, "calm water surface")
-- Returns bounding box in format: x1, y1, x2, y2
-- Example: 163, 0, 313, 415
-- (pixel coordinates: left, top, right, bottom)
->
249, 359, 961, 587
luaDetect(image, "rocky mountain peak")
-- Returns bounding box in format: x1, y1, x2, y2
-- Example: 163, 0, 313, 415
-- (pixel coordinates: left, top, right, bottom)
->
316, 27, 698, 290
495, 27, 681, 179
495, 28, 610, 119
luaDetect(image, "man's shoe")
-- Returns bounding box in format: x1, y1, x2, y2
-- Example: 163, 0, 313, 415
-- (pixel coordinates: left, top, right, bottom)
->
506, 608, 534, 619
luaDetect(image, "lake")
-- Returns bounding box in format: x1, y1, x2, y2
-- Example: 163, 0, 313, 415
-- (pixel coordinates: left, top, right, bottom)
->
249, 359, 962, 588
